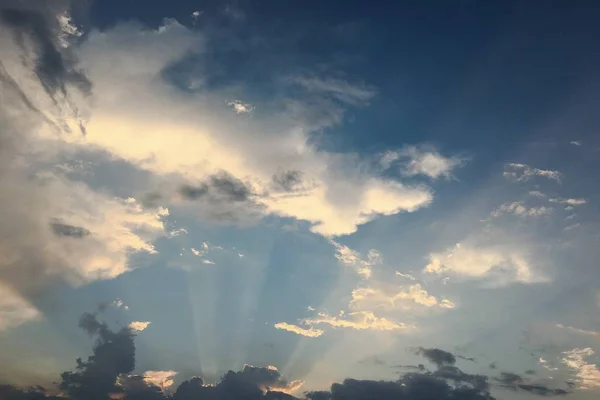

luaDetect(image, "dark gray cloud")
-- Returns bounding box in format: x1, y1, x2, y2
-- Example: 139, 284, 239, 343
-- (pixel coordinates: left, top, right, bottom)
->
272, 170, 303, 192
415, 347, 456, 367
495, 372, 569, 397
50, 221, 90, 238
59, 313, 136, 400
0, 7, 91, 100
179, 171, 252, 202
0, 320, 574, 400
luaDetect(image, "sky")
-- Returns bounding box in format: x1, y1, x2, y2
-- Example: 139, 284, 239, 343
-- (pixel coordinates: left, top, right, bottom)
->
1, 0, 600, 399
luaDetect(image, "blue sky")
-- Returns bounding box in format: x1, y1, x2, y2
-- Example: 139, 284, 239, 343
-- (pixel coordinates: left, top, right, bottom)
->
1, 1, 600, 399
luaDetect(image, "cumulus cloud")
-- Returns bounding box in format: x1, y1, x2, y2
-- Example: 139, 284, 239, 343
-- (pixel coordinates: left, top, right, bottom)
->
561, 348, 600, 390
491, 201, 553, 217
274, 322, 325, 338
503, 163, 562, 183
381, 145, 464, 179
128, 321, 151, 332
228, 100, 254, 114
21, 17, 436, 237
142, 370, 178, 391
423, 241, 546, 285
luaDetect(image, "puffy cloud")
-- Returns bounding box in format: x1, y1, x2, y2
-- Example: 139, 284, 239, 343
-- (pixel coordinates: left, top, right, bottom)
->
142, 370, 178, 391
423, 242, 546, 285
303, 311, 411, 332
380, 145, 464, 179
491, 201, 552, 217
329, 241, 382, 279
561, 348, 600, 390
22, 18, 436, 237
128, 321, 151, 332
228, 100, 254, 114
349, 284, 455, 311
274, 322, 324, 338
504, 163, 562, 183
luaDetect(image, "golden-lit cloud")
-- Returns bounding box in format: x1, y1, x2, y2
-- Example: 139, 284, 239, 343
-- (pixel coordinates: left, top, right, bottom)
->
274, 322, 325, 338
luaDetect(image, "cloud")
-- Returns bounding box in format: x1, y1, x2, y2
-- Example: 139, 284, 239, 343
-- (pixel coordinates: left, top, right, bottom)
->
292, 76, 376, 106
395, 271, 416, 280
228, 100, 254, 114
0, 6, 91, 101
50, 221, 91, 238
570, 141, 581, 146
0, 284, 41, 332
550, 198, 586, 206
564, 223, 580, 232
271, 170, 304, 192
23, 18, 436, 237
491, 201, 553, 217
415, 348, 456, 367
561, 348, 600, 390
142, 370, 178, 391
555, 324, 600, 338
274, 322, 325, 338
128, 321, 151, 332
349, 284, 455, 311
381, 145, 464, 179
504, 163, 562, 183
423, 241, 545, 285
60, 313, 136, 400
494, 372, 568, 396
303, 311, 412, 332
529, 190, 547, 198
329, 241, 382, 279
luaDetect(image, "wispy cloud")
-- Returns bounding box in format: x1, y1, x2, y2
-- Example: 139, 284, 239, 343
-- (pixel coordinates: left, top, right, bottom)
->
330, 240, 382, 279
227, 100, 254, 114
381, 145, 464, 179
550, 198, 586, 206
274, 322, 324, 338
303, 311, 412, 332
503, 163, 561, 183
491, 201, 552, 217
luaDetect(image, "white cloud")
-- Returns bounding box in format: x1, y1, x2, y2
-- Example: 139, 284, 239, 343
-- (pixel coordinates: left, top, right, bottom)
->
504, 163, 561, 183
395, 271, 416, 281
303, 311, 412, 332
562, 348, 600, 389
529, 191, 547, 198
349, 284, 455, 311
423, 242, 545, 285
274, 322, 324, 338
29, 19, 435, 237
556, 324, 600, 338
491, 202, 552, 217
292, 76, 376, 106
564, 223, 581, 232
330, 241, 382, 279
381, 146, 464, 179
129, 321, 151, 332
550, 198, 586, 206
202, 259, 215, 265
570, 141, 582, 146
227, 100, 254, 114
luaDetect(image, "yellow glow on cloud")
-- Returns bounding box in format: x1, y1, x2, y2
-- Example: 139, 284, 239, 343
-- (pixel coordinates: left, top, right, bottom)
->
274, 322, 325, 338
304, 311, 412, 332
